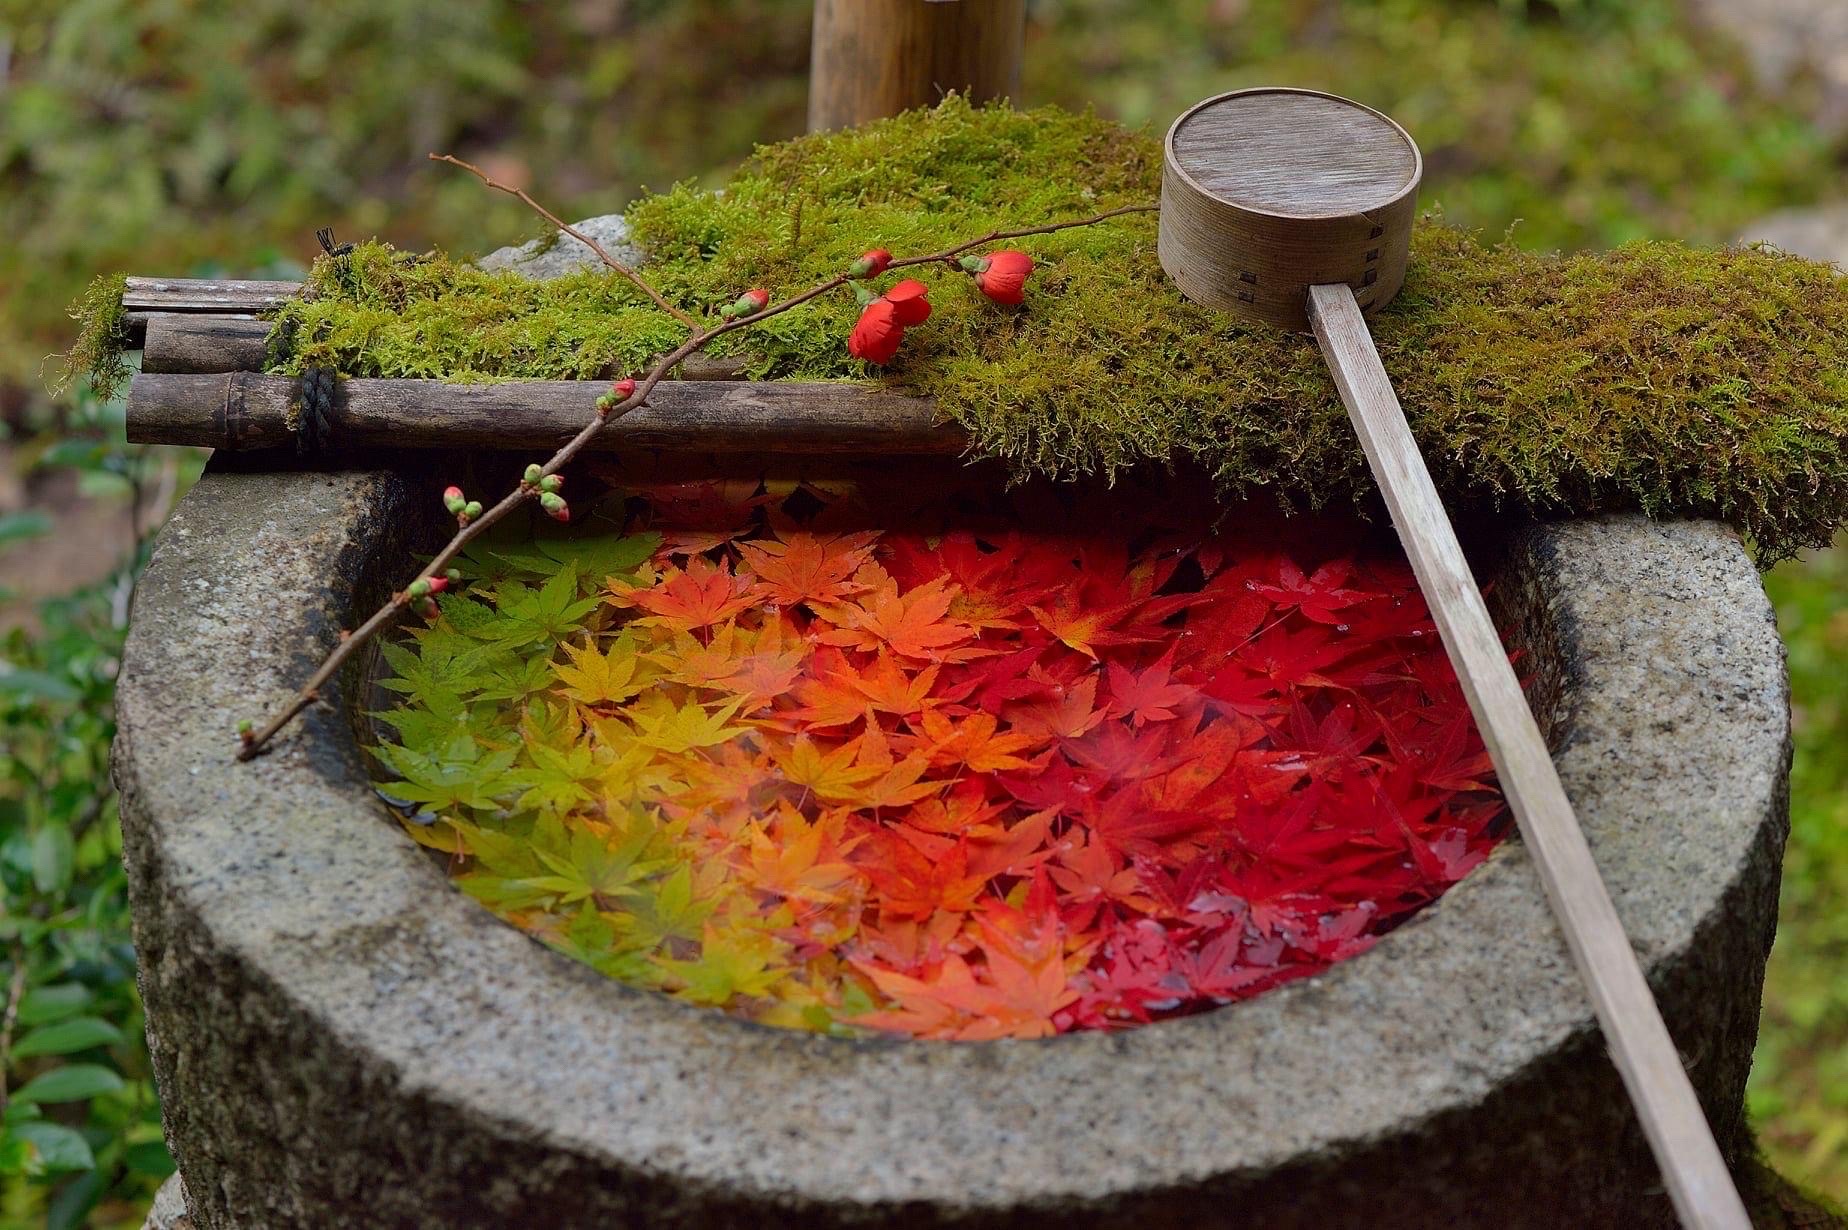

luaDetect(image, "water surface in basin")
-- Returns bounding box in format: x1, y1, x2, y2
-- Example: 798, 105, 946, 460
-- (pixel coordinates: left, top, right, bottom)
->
371, 467, 1509, 1039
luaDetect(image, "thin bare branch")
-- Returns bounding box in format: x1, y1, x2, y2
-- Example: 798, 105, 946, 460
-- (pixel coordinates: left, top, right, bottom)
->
429, 152, 698, 327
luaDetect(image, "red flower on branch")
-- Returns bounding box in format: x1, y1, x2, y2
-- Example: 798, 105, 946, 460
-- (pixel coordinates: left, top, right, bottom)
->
884, 279, 933, 325
850, 300, 904, 365
850, 249, 893, 279
849, 280, 934, 365
964, 250, 1035, 305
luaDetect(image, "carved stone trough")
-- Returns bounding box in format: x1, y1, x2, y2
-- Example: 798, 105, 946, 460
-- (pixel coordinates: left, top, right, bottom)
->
114, 444, 1788, 1228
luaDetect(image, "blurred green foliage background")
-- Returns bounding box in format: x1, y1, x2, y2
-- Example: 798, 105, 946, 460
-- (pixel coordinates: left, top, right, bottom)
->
1, 0, 1843, 1224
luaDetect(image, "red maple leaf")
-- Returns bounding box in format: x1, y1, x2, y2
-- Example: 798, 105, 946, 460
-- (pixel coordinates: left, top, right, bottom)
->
1104, 646, 1196, 726
1247, 556, 1377, 624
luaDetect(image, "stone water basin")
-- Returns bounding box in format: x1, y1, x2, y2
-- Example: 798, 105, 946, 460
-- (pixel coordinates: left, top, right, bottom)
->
114, 455, 1788, 1229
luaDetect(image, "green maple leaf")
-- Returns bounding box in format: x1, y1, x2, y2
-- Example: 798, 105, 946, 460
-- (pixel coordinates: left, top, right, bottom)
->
655, 922, 790, 1007
488, 571, 600, 649
371, 731, 518, 812
372, 702, 504, 754
456, 817, 561, 911
614, 864, 717, 950
500, 527, 662, 585
376, 638, 480, 714
459, 494, 659, 586
553, 903, 660, 984
524, 814, 674, 905
435, 593, 508, 639
472, 652, 559, 703
510, 741, 601, 816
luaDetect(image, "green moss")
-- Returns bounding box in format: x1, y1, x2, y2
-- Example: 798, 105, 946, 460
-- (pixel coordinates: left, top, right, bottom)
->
55, 272, 133, 402
268, 99, 1848, 561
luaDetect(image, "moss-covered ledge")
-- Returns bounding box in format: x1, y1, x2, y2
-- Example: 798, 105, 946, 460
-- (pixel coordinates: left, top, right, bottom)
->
205, 100, 1847, 560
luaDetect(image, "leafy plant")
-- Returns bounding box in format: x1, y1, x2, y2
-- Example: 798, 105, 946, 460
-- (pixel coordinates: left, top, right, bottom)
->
1751, 539, 1848, 1198
1, 574, 172, 1229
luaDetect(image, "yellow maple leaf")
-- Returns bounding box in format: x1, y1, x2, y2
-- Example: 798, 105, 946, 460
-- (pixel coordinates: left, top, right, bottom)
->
554, 635, 650, 706
773, 734, 881, 804
629, 693, 749, 754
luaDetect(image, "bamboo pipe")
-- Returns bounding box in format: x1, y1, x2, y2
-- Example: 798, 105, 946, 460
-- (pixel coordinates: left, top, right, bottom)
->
124, 371, 962, 456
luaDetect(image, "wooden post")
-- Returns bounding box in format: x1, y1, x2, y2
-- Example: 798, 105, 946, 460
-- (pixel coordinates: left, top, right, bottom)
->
807, 0, 1026, 132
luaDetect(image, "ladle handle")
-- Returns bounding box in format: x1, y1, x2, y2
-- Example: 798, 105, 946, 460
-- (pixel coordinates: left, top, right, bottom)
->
1306, 282, 1751, 1230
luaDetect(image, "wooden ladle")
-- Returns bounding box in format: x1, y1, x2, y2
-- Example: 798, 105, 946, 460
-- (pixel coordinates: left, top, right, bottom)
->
1159, 87, 1749, 1230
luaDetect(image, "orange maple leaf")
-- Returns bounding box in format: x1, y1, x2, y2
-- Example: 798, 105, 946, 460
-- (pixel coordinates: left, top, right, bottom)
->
771, 734, 881, 805
738, 529, 878, 607
742, 803, 864, 906
818, 571, 987, 663
1027, 595, 1151, 659
845, 754, 946, 811
849, 653, 941, 719
650, 616, 805, 703
609, 555, 756, 632
855, 829, 988, 920
900, 784, 1010, 838
850, 901, 1080, 1040
783, 649, 877, 730
917, 708, 1037, 774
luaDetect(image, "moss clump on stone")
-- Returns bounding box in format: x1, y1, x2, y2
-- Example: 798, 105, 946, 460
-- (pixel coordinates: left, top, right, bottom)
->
56, 271, 133, 402
267, 99, 1848, 560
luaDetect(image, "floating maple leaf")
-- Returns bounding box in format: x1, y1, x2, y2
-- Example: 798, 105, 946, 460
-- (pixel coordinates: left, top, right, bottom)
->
554, 633, 650, 706
917, 708, 1036, 774
819, 572, 987, 663
1104, 646, 1194, 726
609, 555, 756, 633
1247, 557, 1376, 624
738, 529, 878, 608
